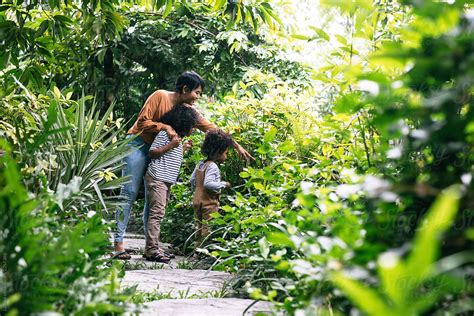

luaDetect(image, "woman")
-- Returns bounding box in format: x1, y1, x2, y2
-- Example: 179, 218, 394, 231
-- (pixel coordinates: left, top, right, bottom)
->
113, 71, 252, 259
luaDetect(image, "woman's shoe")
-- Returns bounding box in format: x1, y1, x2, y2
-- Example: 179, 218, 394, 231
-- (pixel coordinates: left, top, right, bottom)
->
143, 253, 171, 263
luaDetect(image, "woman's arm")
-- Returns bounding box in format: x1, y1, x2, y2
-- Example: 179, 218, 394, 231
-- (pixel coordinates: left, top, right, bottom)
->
135, 91, 178, 138
231, 139, 254, 162
192, 106, 254, 162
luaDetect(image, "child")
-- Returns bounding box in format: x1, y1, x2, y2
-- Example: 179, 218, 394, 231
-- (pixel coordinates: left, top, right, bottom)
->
144, 104, 198, 263
190, 130, 233, 245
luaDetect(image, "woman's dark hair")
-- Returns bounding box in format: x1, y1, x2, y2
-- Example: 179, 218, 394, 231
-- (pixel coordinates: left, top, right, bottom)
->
201, 129, 233, 160
175, 71, 205, 94
160, 104, 198, 137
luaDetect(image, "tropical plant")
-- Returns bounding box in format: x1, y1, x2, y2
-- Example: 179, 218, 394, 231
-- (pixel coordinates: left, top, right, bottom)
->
0, 140, 136, 314
0, 86, 134, 214
332, 186, 472, 316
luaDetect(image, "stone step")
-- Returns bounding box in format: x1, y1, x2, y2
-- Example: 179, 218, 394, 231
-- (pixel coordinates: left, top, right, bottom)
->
142, 298, 279, 316
123, 254, 194, 270
111, 234, 183, 255
122, 269, 233, 297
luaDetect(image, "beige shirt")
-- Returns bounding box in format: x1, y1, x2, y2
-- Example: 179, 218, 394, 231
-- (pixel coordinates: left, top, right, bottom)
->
127, 90, 216, 144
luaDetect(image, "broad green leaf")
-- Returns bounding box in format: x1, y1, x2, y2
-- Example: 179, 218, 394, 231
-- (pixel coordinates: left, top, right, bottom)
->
406, 186, 461, 281
291, 33, 310, 41
264, 126, 277, 143
253, 182, 265, 191
278, 141, 295, 153
163, 0, 173, 18
309, 26, 330, 41
331, 272, 398, 316
259, 237, 269, 259
267, 232, 294, 248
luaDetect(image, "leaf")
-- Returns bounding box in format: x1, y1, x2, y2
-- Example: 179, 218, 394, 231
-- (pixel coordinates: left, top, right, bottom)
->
253, 182, 265, 191
335, 34, 347, 45
259, 237, 270, 258
239, 171, 250, 178
267, 232, 294, 248
264, 126, 277, 143
163, 0, 173, 18
213, 0, 227, 11
52, 86, 62, 99
309, 26, 330, 41
406, 186, 461, 281
331, 272, 397, 316
291, 33, 310, 41
278, 141, 295, 153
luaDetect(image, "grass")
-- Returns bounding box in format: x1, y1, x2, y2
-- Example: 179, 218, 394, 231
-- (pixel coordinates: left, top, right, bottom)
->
131, 285, 230, 303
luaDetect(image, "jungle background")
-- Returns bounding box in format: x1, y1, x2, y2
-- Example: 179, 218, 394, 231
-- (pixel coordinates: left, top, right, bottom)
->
1, 0, 473, 315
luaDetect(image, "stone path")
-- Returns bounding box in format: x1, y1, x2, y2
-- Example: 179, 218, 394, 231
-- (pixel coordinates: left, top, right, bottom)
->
118, 234, 279, 315
142, 298, 277, 316
122, 269, 232, 295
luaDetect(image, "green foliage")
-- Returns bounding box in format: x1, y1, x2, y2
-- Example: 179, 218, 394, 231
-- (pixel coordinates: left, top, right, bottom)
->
0, 87, 134, 214
0, 0, 297, 122
1, 0, 473, 314
153, 2, 474, 315
332, 187, 470, 316
0, 141, 134, 314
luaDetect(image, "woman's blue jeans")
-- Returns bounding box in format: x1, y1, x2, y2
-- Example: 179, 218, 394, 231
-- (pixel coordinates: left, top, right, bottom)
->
114, 135, 151, 242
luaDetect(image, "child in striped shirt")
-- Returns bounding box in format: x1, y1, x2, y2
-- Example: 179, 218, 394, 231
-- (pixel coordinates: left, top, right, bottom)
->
144, 104, 198, 263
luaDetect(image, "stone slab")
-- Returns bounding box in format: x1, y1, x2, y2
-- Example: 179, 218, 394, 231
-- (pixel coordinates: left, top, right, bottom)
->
124, 233, 146, 239
142, 298, 279, 316
123, 254, 194, 270
111, 235, 180, 256
122, 269, 233, 297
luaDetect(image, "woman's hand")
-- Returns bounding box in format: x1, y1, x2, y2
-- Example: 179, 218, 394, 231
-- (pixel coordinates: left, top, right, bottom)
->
163, 124, 177, 139
233, 141, 254, 163
169, 135, 181, 148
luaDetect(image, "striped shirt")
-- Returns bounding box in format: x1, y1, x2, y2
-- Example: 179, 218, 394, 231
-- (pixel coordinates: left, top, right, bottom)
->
146, 131, 183, 184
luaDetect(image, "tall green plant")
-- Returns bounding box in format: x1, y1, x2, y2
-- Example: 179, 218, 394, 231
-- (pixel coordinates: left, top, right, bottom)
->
0, 141, 134, 314
331, 187, 472, 316
2, 88, 135, 214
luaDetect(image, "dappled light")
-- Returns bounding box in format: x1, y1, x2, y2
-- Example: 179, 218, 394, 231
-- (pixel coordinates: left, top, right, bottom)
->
1, 0, 473, 315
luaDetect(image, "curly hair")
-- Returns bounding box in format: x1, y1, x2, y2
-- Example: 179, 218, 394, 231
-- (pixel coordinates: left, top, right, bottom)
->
159, 104, 198, 137
201, 129, 233, 160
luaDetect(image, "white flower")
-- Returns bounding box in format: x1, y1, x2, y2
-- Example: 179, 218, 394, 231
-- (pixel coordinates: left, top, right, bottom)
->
380, 191, 398, 202
387, 146, 402, 159
291, 199, 300, 208
341, 168, 360, 182
391, 81, 403, 89
291, 259, 322, 280
363, 176, 390, 198
378, 251, 400, 268
18, 258, 27, 267
461, 173, 472, 185
336, 184, 361, 198
87, 211, 96, 218
411, 129, 429, 140
317, 236, 333, 251
345, 267, 369, 279
300, 181, 314, 194
358, 80, 379, 95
